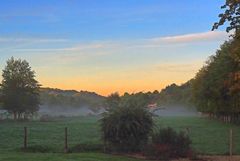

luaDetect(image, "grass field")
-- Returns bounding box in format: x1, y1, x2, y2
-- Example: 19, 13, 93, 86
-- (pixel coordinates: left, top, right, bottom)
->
0, 152, 148, 161
0, 116, 240, 161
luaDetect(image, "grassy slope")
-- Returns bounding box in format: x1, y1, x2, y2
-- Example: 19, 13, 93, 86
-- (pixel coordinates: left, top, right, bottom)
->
0, 116, 240, 161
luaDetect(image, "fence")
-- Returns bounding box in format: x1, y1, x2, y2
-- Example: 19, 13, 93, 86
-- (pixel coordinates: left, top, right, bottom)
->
0, 120, 240, 155
22, 127, 69, 153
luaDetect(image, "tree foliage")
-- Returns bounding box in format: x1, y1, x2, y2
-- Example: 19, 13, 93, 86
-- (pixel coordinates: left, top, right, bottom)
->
212, 0, 240, 34
105, 92, 120, 110
188, 0, 240, 123
105, 91, 155, 111
1, 57, 40, 119
40, 88, 105, 112
157, 81, 193, 106
192, 38, 240, 122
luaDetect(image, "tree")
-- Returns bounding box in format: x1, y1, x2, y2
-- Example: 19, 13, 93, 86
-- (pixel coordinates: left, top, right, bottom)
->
212, 0, 240, 71
105, 92, 121, 110
212, 0, 240, 34
191, 0, 240, 123
120, 92, 151, 109
1, 57, 41, 119
156, 82, 193, 106
192, 39, 240, 123
0, 89, 3, 109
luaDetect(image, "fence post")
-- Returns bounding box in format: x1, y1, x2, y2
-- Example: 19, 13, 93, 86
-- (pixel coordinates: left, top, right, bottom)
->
64, 127, 68, 153
24, 127, 27, 149
229, 128, 233, 156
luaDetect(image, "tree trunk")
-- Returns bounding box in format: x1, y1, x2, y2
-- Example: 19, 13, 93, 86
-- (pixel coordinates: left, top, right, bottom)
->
13, 112, 17, 120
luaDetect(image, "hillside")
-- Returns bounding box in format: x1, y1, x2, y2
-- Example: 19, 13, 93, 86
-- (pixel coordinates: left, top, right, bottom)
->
40, 88, 106, 112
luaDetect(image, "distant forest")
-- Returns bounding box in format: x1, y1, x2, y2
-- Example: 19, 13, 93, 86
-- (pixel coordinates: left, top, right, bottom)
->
0, 81, 193, 112
39, 81, 193, 111
39, 88, 106, 112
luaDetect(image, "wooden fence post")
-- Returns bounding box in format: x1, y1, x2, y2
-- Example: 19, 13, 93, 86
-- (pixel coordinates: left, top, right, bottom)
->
64, 127, 68, 153
229, 128, 233, 156
24, 127, 27, 149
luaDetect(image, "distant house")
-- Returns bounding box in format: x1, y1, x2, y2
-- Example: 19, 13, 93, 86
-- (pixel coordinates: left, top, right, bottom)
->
147, 103, 158, 109
0, 109, 10, 119
0, 109, 7, 114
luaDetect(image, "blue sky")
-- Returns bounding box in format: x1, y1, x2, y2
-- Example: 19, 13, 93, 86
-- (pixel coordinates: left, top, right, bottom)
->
0, 0, 224, 39
0, 0, 230, 95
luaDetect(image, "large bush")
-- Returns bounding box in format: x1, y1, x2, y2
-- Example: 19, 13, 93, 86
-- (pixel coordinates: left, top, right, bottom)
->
100, 105, 153, 153
145, 127, 192, 160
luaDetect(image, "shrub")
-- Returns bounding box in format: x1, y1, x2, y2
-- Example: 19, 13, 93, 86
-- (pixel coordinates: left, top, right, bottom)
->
145, 127, 192, 160
100, 105, 153, 153
144, 144, 172, 160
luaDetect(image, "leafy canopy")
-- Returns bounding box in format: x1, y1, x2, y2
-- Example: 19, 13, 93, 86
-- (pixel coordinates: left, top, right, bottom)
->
1, 57, 40, 119
212, 0, 240, 33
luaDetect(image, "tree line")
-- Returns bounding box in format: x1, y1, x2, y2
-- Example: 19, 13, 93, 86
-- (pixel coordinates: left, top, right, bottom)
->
104, 0, 240, 123
0, 0, 239, 122
192, 0, 240, 123
40, 88, 105, 112
0, 58, 106, 120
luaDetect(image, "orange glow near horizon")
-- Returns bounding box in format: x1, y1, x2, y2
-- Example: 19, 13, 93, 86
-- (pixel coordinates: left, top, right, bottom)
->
38, 69, 198, 96
0, 59, 202, 96
39, 82, 168, 96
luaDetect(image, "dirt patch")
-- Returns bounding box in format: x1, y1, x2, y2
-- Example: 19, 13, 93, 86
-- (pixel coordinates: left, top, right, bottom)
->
123, 154, 240, 161
171, 156, 240, 161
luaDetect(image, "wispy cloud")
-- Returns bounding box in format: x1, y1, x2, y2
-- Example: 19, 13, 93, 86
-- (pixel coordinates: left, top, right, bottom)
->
2, 31, 229, 65
0, 37, 68, 43
9, 31, 228, 52
151, 31, 229, 43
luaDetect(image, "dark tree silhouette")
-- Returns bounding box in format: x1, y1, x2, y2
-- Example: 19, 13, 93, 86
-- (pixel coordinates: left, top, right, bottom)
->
1, 57, 41, 119
212, 0, 240, 35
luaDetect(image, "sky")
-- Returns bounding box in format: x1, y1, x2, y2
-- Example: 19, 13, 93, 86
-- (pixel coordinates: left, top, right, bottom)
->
0, 0, 230, 96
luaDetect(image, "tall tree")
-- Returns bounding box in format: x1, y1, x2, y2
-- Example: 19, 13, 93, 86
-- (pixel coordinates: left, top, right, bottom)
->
1, 57, 41, 119
192, 39, 240, 122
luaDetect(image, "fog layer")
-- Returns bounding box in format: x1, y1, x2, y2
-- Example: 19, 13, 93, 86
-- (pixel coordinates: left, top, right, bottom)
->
39, 106, 104, 117
153, 105, 199, 117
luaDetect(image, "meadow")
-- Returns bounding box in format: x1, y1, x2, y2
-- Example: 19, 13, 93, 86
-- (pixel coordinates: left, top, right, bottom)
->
0, 116, 240, 161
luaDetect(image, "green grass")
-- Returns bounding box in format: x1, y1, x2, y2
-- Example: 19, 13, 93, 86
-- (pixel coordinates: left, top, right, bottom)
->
0, 116, 101, 152
154, 117, 240, 155
0, 152, 147, 161
0, 116, 240, 161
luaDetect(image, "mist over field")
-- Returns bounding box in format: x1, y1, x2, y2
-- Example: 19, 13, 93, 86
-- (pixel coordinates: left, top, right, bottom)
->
37, 104, 198, 117
38, 105, 104, 117
153, 105, 199, 117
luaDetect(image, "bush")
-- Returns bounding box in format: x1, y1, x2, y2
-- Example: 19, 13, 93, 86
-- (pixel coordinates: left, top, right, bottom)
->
144, 144, 172, 160
100, 105, 153, 153
145, 127, 192, 160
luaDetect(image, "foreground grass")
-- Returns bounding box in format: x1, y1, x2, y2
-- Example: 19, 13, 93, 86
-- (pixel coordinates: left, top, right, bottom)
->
0, 116, 101, 152
0, 152, 147, 161
0, 116, 240, 155
155, 117, 240, 155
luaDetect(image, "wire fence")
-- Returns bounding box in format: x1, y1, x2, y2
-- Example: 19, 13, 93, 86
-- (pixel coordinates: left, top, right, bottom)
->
1, 125, 240, 155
